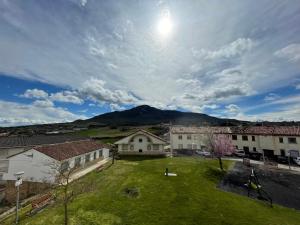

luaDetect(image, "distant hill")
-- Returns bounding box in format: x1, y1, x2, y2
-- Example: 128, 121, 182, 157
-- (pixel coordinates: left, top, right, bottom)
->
78, 105, 247, 127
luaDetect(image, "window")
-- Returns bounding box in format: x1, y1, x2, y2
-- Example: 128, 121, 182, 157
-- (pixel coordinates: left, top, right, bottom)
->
253, 147, 256, 152
187, 144, 192, 149
288, 137, 297, 144
242, 135, 248, 141
94, 152, 97, 159
187, 135, 192, 140
98, 149, 103, 157
232, 135, 237, 140
61, 161, 69, 172
178, 144, 183, 149
139, 149, 142, 152
252, 136, 255, 141
153, 144, 159, 150
280, 149, 285, 157
122, 144, 128, 150
75, 157, 81, 167
139, 138, 143, 143
235, 145, 238, 149
147, 145, 151, 150
85, 154, 90, 162
178, 135, 182, 140
279, 137, 284, 143
192, 144, 197, 149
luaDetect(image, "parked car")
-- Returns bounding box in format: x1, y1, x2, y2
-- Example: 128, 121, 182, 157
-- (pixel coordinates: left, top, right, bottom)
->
293, 157, 300, 166
277, 156, 289, 164
196, 150, 211, 157
249, 152, 262, 160
234, 150, 245, 157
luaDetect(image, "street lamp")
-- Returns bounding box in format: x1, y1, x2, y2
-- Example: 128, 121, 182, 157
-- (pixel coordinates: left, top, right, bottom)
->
14, 171, 24, 225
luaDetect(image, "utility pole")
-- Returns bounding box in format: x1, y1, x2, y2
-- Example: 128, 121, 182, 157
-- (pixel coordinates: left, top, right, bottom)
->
14, 171, 24, 225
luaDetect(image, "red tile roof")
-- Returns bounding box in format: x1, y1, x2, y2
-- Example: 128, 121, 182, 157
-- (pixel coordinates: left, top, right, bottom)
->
34, 140, 108, 161
171, 126, 300, 136
231, 126, 300, 136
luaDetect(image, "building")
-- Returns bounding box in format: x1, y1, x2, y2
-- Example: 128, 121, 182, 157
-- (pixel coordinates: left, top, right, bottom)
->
230, 126, 300, 159
170, 126, 230, 151
170, 126, 300, 158
115, 129, 168, 155
3, 140, 110, 183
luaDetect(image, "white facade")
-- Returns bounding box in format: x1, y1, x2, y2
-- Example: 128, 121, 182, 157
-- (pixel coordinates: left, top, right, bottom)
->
115, 130, 167, 155
231, 134, 300, 157
3, 147, 109, 183
170, 126, 300, 157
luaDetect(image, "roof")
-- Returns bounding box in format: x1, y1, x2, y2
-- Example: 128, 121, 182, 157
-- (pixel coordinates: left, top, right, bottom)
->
0, 135, 89, 149
230, 126, 300, 136
115, 129, 167, 144
34, 140, 108, 161
171, 126, 231, 134
171, 126, 300, 136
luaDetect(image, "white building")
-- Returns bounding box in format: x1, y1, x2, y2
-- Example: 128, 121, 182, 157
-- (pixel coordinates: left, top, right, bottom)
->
170, 126, 300, 158
3, 140, 110, 183
115, 129, 167, 155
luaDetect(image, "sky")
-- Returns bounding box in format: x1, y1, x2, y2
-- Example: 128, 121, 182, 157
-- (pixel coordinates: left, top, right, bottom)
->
0, 0, 300, 127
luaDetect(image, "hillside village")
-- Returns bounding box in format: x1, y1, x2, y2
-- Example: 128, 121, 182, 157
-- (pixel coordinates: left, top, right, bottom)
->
1, 1, 300, 224
0, 111, 300, 224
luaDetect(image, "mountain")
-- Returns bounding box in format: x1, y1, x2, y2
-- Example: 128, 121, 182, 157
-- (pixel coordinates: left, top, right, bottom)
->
78, 105, 247, 126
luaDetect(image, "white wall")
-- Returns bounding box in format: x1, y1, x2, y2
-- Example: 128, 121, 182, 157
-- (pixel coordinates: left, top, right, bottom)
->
3, 149, 58, 183
3, 148, 109, 183
170, 130, 300, 156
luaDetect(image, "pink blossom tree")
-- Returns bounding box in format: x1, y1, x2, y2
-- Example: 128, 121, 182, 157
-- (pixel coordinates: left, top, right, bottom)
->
209, 134, 235, 171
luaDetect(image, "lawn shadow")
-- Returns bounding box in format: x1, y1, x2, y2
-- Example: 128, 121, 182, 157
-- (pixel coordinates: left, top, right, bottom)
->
118, 155, 166, 161
204, 166, 227, 183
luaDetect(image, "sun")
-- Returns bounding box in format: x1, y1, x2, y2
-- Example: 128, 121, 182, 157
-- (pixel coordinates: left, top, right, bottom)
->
157, 12, 173, 38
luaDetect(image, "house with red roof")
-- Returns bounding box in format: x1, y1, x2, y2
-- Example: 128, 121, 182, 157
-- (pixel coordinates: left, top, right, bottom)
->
2, 140, 110, 183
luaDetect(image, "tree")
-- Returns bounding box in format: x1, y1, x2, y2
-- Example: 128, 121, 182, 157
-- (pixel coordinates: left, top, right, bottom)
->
207, 133, 235, 170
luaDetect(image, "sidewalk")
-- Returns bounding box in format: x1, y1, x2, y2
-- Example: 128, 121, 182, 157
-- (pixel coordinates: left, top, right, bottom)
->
224, 157, 300, 172
68, 157, 111, 183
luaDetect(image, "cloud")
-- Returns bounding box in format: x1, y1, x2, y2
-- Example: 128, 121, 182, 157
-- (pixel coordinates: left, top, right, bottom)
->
50, 91, 84, 105
20, 89, 49, 99
79, 77, 139, 105
225, 104, 240, 115
1, 1, 300, 120
0, 100, 86, 127
296, 84, 300, 90
109, 103, 126, 111
192, 38, 255, 60
264, 93, 280, 101
274, 44, 300, 62
33, 99, 54, 108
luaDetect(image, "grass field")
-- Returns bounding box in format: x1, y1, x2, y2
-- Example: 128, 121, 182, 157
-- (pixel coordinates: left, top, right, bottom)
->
75, 126, 166, 144
4, 157, 300, 225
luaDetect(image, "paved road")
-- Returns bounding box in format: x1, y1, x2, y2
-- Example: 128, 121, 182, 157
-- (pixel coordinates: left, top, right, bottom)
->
224, 157, 300, 172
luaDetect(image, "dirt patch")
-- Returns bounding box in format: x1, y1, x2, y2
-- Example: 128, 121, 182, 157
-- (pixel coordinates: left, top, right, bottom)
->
219, 162, 300, 210
123, 187, 139, 198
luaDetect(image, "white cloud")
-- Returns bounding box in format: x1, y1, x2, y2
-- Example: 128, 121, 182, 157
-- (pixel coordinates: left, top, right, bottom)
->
264, 93, 280, 101
296, 84, 300, 90
225, 104, 240, 115
0, 100, 86, 127
21, 89, 48, 99
109, 103, 126, 111
79, 77, 138, 105
50, 91, 84, 105
192, 38, 255, 60
274, 44, 300, 62
33, 99, 54, 108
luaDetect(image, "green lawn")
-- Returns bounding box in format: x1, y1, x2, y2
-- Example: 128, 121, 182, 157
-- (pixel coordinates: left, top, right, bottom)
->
5, 157, 300, 225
